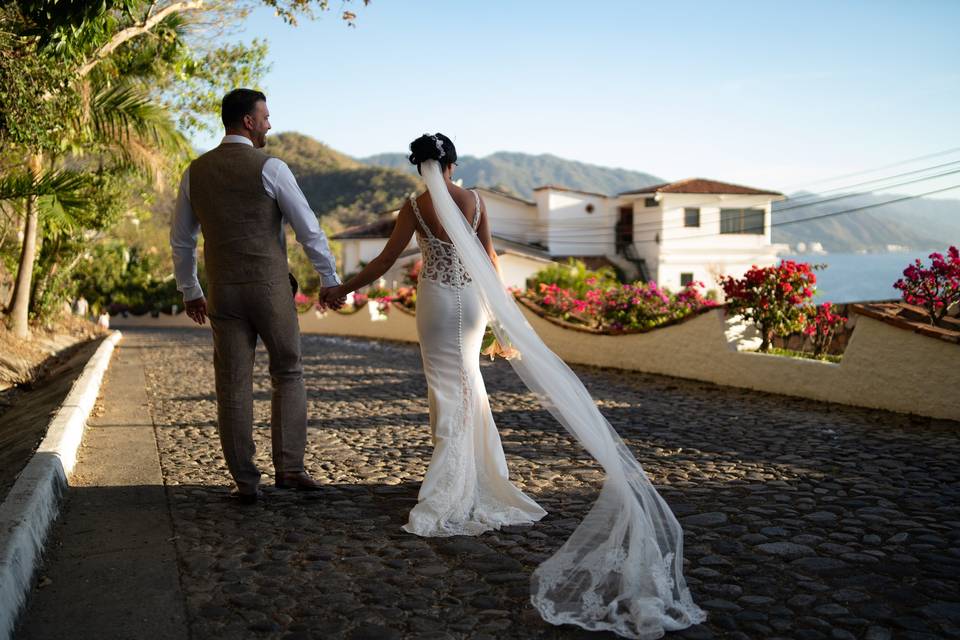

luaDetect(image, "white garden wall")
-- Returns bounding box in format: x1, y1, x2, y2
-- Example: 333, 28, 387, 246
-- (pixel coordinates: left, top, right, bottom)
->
113, 306, 959, 421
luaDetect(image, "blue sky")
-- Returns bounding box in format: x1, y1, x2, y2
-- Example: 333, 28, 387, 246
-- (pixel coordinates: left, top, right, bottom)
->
197, 0, 960, 193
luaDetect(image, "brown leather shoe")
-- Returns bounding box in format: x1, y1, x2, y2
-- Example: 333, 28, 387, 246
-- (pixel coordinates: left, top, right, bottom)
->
275, 472, 323, 491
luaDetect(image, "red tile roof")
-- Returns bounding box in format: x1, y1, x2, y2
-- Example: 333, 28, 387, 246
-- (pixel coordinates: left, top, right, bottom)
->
532, 184, 609, 199
472, 186, 535, 206
619, 178, 783, 197
851, 302, 960, 344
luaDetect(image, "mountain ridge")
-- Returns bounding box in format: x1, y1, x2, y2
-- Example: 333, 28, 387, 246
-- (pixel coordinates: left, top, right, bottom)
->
265, 131, 960, 251
772, 192, 960, 253
265, 132, 419, 228
360, 151, 664, 199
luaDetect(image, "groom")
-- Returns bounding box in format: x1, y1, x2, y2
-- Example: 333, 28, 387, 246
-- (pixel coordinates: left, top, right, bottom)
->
170, 88, 344, 504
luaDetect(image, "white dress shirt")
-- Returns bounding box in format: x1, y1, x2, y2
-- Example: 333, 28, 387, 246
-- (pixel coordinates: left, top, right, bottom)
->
170, 134, 341, 302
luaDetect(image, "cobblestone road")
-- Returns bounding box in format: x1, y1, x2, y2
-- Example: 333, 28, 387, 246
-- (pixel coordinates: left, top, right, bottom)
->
136, 327, 960, 640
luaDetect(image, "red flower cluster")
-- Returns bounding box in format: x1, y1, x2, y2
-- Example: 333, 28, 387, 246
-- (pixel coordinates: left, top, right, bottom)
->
293, 292, 313, 307
803, 302, 847, 357
893, 246, 960, 326
719, 260, 818, 351
404, 259, 422, 287
391, 285, 417, 311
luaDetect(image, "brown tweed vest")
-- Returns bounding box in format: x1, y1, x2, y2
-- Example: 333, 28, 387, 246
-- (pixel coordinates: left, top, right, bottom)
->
189, 143, 288, 285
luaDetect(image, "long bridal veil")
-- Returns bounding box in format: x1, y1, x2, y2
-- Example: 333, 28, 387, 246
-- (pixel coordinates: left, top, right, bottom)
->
420, 160, 706, 639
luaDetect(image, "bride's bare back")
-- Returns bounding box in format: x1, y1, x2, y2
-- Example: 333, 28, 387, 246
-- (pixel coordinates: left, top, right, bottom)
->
412, 185, 478, 243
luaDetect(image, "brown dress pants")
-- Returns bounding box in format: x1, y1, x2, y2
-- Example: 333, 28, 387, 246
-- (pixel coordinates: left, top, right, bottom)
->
207, 278, 306, 492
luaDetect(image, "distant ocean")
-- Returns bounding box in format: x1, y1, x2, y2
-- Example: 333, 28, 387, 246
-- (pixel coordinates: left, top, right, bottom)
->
782, 252, 932, 303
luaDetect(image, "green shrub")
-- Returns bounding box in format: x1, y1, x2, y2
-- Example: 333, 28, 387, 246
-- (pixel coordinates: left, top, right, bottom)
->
527, 258, 619, 297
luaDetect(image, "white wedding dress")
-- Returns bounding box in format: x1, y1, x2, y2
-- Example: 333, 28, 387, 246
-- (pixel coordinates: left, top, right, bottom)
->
403, 191, 547, 536
404, 162, 705, 640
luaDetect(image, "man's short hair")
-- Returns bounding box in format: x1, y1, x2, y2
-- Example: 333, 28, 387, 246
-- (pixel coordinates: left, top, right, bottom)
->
221, 88, 267, 128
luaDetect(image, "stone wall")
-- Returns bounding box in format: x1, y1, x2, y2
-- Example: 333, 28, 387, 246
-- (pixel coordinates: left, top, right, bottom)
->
113, 304, 960, 421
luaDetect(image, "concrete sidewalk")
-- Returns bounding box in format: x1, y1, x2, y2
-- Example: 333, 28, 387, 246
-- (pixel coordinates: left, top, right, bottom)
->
16, 334, 188, 640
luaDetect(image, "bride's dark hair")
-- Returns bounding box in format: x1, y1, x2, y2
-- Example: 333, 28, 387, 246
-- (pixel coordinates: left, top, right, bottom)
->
408, 133, 457, 174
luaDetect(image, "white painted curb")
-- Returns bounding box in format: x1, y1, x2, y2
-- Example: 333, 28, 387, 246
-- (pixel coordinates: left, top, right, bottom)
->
0, 331, 122, 640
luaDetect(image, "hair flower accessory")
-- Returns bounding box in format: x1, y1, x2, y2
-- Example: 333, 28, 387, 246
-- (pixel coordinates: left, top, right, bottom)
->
431, 134, 446, 159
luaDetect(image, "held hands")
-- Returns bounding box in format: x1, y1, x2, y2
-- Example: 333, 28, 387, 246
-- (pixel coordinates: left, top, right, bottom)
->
318, 286, 347, 311
185, 296, 208, 325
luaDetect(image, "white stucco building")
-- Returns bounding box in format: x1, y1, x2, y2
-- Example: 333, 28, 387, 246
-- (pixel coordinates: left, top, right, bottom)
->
332, 178, 786, 292
614, 178, 788, 291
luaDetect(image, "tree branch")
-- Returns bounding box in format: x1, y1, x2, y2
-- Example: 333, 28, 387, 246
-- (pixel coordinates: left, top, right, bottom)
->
77, 0, 205, 78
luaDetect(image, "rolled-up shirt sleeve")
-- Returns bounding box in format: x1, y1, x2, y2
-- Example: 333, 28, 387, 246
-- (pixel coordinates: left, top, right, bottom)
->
170, 167, 205, 302
264, 158, 341, 287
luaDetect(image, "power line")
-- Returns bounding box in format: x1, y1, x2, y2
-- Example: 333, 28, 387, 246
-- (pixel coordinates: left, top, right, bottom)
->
474, 159, 960, 233
372, 147, 960, 247
771, 184, 960, 230
374, 146, 960, 242
778, 159, 960, 201
778, 145, 960, 192
491, 183, 960, 247
773, 167, 960, 213
485, 166, 960, 239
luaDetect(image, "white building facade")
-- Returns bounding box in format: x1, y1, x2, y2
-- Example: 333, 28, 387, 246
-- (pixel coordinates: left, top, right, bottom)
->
332, 179, 786, 293
617, 180, 787, 291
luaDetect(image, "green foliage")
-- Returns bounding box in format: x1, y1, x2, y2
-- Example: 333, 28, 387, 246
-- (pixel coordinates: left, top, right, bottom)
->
528, 258, 619, 297
285, 224, 341, 297
267, 132, 419, 227
0, 168, 95, 204
259, 0, 370, 26
164, 39, 271, 135
1, 0, 370, 330
15, 0, 142, 59
73, 241, 184, 315
267, 132, 361, 173
763, 347, 842, 364
0, 9, 80, 152
88, 82, 188, 152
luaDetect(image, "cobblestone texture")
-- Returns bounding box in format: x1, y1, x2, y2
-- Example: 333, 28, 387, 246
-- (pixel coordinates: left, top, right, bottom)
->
136, 327, 960, 640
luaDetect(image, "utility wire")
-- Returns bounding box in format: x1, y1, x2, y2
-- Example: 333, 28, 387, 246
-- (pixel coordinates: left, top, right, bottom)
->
491, 184, 960, 247
474, 159, 960, 232
778, 145, 960, 191
486, 167, 960, 239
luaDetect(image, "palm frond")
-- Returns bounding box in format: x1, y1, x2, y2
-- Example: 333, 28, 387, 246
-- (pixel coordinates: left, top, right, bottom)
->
88, 81, 190, 157
0, 167, 93, 202
0, 166, 100, 239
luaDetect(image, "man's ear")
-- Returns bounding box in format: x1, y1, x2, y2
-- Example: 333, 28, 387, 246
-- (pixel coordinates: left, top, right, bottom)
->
242, 113, 254, 131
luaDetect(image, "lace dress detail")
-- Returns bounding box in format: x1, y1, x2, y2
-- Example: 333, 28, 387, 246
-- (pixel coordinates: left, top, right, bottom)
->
403, 190, 546, 538
410, 192, 481, 288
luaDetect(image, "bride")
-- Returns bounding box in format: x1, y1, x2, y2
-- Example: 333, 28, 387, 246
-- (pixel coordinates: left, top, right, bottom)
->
323, 133, 705, 639
328, 133, 546, 536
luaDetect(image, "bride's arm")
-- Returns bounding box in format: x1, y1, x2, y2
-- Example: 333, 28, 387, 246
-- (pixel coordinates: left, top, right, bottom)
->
475, 195, 503, 279
338, 202, 417, 295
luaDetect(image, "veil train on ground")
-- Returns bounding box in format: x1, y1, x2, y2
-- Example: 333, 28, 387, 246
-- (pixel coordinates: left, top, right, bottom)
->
419, 160, 706, 639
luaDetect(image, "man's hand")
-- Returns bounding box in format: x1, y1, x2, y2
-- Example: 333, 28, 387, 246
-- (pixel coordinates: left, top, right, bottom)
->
185, 296, 208, 325
319, 286, 347, 311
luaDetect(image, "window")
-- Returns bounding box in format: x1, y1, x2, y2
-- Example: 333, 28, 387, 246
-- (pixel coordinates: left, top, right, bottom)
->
684, 207, 700, 228
644, 197, 658, 208
680, 272, 694, 287
720, 208, 765, 234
